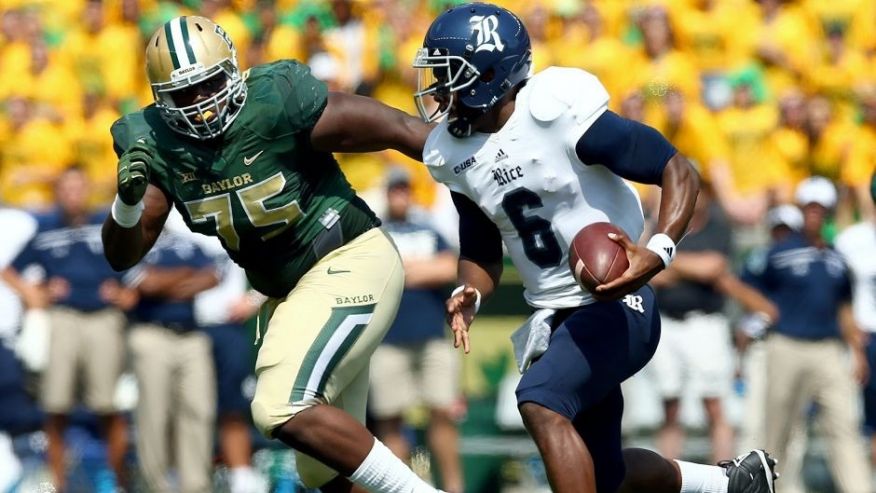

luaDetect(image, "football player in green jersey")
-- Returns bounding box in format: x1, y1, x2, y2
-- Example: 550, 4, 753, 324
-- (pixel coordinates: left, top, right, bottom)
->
102, 16, 442, 493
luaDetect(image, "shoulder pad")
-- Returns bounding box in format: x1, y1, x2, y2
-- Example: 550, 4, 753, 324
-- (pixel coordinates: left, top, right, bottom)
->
110, 109, 160, 157
527, 67, 609, 123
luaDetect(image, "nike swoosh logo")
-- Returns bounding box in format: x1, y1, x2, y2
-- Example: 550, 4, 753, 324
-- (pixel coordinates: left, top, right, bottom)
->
243, 150, 264, 166
327, 267, 351, 275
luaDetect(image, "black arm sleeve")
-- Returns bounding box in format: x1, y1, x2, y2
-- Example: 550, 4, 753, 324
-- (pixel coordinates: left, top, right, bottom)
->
574, 110, 677, 185
450, 191, 503, 265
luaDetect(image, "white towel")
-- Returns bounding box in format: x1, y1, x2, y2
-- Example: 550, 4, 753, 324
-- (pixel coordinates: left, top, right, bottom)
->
510, 308, 555, 374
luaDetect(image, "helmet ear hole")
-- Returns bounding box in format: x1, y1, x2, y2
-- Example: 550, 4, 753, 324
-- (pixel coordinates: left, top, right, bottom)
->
479, 69, 495, 83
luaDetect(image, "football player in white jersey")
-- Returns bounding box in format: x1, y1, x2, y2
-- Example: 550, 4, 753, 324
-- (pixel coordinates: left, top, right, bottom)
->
413, 4, 779, 493
835, 173, 876, 465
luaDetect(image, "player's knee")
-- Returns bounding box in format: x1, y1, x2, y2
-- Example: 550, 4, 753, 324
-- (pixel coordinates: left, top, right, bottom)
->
251, 395, 318, 439
519, 401, 571, 436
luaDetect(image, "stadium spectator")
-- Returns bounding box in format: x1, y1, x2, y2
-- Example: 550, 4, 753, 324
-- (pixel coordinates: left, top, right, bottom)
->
735, 204, 809, 493
555, 3, 634, 101
834, 173, 876, 465
0, 167, 131, 491
370, 168, 463, 493
845, 87, 876, 222
657, 89, 762, 225
649, 185, 778, 461
324, 0, 379, 94
744, 176, 871, 493
125, 228, 219, 493
633, 5, 700, 104
715, 69, 786, 243
0, 96, 74, 210
62, 0, 141, 106
747, 0, 813, 95
67, 91, 122, 208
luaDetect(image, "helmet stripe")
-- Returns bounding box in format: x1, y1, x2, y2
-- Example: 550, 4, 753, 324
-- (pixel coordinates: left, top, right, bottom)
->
179, 17, 197, 65
163, 21, 180, 69
168, 17, 192, 67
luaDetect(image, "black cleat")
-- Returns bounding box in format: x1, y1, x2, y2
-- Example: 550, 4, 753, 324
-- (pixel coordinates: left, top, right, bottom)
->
719, 449, 779, 493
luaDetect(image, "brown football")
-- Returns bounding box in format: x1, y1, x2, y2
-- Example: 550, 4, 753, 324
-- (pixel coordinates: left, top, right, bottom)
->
568, 222, 630, 293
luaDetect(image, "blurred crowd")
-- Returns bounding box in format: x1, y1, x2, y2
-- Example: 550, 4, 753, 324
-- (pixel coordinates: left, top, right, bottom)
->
1, 0, 876, 492
0, 0, 874, 228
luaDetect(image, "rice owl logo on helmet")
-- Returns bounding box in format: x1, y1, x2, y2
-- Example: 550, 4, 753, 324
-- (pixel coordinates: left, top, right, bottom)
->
470, 15, 504, 52
412, 3, 531, 137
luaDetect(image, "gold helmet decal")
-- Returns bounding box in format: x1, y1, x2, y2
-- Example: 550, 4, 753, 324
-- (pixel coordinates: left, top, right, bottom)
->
146, 16, 247, 140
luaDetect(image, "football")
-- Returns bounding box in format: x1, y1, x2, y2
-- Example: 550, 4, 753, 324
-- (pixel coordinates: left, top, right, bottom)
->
568, 222, 630, 293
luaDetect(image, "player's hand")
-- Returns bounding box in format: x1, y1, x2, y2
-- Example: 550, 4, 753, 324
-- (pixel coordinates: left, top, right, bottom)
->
117, 143, 152, 205
446, 286, 478, 354
594, 231, 663, 301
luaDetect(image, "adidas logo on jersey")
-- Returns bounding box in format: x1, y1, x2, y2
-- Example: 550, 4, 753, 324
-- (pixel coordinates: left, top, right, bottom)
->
453, 156, 478, 175
495, 149, 508, 162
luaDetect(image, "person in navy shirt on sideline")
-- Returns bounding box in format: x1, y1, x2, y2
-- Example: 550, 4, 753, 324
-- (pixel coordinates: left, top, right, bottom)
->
123, 227, 219, 493
743, 177, 870, 492
369, 167, 463, 492
1, 167, 134, 491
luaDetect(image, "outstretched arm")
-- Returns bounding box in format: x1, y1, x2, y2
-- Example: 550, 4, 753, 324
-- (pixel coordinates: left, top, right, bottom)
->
310, 92, 432, 161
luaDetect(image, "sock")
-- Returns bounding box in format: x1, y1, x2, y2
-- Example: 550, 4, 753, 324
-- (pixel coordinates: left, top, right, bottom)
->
228, 466, 267, 493
349, 438, 439, 493
676, 460, 729, 493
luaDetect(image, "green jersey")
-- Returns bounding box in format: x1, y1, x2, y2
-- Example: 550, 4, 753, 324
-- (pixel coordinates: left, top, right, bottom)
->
111, 60, 379, 297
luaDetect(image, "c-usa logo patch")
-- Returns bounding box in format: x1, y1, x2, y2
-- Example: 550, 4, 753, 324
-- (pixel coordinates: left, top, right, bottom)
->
470, 15, 504, 53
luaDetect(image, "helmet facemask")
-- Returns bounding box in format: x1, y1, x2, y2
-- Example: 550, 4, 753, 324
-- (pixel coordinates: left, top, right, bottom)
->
413, 47, 480, 125
152, 59, 246, 140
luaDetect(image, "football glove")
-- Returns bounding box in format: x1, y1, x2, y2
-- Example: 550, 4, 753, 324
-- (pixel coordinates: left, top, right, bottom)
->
117, 143, 152, 205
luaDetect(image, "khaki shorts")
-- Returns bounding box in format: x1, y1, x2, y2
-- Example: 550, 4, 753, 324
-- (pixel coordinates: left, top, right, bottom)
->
647, 311, 733, 399
41, 307, 126, 414
250, 228, 403, 488
369, 339, 460, 419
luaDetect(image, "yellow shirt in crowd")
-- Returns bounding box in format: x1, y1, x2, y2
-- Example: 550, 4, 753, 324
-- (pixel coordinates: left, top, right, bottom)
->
716, 103, 787, 196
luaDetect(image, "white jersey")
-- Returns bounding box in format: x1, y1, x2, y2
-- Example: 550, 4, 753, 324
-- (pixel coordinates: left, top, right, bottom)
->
423, 67, 644, 309
835, 222, 876, 332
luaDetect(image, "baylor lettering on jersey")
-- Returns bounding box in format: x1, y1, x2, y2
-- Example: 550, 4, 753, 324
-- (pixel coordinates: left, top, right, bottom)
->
111, 60, 378, 297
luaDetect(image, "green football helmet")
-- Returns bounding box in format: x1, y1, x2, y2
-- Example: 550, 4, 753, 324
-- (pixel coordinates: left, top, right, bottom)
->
145, 16, 247, 140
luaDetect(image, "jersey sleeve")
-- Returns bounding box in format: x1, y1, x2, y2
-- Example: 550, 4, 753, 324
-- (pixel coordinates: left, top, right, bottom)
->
451, 192, 503, 265
574, 111, 677, 185
109, 114, 157, 158
272, 60, 329, 131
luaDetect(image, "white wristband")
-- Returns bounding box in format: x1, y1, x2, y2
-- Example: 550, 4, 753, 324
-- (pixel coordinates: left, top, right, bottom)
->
111, 195, 144, 228
452, 284, 482, 314
645, 233, 676, 268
